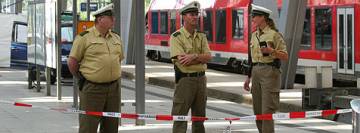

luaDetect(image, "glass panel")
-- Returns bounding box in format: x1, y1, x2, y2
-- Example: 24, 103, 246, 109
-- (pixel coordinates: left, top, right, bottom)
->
35, 3, 45, 65
232, 9, 244, 40
347, 14, 353, 70
315, 8, 332, 50
16, 24, 27, 44
61, 26, 73, 43
203, 10, 213, 41
160, 12, 168, 34
339, 14, 344, 69
301, 9, 311, 49
151, 12, 159, 34
215, 10, 226, 43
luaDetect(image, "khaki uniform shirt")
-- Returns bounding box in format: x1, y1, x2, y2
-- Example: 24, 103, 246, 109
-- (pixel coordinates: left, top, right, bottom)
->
170, 27, 211, 73
69, 27, 124, 83
250, 26, 287, 63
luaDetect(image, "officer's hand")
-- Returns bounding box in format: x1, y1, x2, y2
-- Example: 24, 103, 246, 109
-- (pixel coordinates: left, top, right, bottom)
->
261, 47, 274, 54
243, 77, 251, 92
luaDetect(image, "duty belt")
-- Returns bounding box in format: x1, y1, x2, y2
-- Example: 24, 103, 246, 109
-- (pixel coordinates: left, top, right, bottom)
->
252, 60, 281, 69
86, 79, 118, 85
252, 62, 273, 66
178, 71, 205, 77
174, 65, 205, 83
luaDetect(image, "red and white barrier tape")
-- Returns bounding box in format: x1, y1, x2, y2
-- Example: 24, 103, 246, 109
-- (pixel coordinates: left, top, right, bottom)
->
1, 101, 353, 122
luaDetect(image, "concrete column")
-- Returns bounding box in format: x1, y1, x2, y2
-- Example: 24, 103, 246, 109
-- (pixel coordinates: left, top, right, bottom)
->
305, 66, 317, 88
321, 66, 333, 88
134, 0, 145, 126
279, 0, 307, 89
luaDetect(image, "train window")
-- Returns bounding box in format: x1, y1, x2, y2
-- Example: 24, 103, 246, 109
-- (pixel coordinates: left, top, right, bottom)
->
216, 10, 226, 43
170, 11, 176, 34
160, 11, 168, 34
151, 11, 159, 34
301, 8, 311, 49
203, 10, 213, 42
232, 9, 244, 40
315, 8, 332, 50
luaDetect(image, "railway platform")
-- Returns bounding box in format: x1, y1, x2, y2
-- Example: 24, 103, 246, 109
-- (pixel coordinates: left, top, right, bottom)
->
121, 60, 306, 112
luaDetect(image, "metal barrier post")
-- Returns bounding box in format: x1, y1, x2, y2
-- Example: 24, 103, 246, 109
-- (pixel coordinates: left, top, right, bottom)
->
351, 99, 360, 133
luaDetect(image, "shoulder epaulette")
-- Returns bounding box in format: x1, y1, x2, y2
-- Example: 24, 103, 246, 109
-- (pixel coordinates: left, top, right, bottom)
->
277, 32, 284, 38
111, 31, 120, 36
79, 31, 89, 36
173, 32, 181, 37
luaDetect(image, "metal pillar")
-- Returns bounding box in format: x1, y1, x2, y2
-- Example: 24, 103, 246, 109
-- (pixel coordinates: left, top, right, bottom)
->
46, 68, 51, 96
113, 0, 122, 125
86, 0, 90, 21
35, 65, 41, 92
45, 1, 50, 96
134, 0, 145, 126
125, 0, 136, 64
72, 0, 79, 109
278, 0, 307, 89
56, 0, 62, 100
351, 99, 360, 133
113, 0, 121, 34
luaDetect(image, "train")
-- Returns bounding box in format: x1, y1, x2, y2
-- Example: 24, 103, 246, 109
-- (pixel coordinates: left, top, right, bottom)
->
145, 0, 360, 81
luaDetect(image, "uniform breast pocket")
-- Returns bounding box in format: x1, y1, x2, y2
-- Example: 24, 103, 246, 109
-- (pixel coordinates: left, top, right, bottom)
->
111, 43, 122, 54
87, 43, 106, 55
184, 45, 193, 54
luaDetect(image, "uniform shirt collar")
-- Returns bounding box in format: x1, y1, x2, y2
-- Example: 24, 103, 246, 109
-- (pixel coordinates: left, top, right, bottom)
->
92, 27, 112, 38
181, 27, 199, 39
257, 25, 271, 34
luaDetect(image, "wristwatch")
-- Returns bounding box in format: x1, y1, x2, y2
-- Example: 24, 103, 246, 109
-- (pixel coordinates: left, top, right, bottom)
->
193, 54, 199, 59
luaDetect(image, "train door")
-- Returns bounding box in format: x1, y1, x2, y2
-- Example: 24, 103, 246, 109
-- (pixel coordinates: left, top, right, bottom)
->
337, 8, 354, 74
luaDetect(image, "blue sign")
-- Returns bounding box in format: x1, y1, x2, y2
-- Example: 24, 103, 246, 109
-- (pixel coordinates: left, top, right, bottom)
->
80, 3, 98, 12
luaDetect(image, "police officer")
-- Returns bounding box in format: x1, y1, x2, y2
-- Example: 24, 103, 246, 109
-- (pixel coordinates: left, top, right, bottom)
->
169, 1, 212, 133
67, 4, 124, 133
243, 4, 288, 133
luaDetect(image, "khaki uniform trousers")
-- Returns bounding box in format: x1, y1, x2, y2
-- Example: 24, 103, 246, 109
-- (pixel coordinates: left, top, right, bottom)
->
251, 65, 280, 133
171, 76, 207, 133
79, 80, 120, 133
